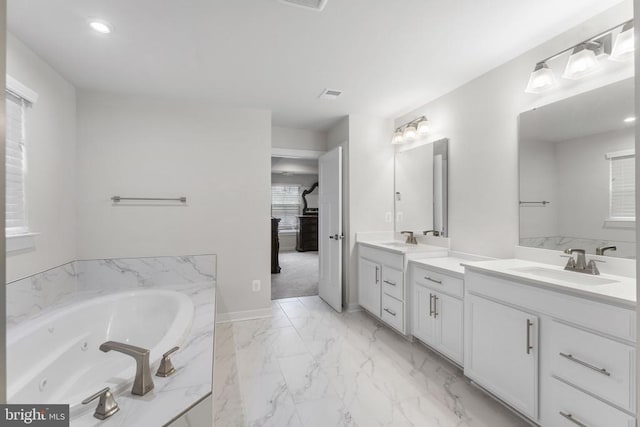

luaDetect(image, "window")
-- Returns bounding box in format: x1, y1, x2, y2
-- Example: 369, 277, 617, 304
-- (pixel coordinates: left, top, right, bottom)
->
6, 90, 28, 235
271, 184, 301, 231
607, 150, 635, 220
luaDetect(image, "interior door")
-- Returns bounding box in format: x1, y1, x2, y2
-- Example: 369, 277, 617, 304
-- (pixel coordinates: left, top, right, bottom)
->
318, 147, 343, 312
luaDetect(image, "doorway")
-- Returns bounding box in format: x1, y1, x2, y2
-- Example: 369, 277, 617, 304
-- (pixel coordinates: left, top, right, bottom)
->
271, 154, 321, 300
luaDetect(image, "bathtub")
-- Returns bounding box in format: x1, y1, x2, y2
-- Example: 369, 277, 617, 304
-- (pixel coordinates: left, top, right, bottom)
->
7, 289, 195, 415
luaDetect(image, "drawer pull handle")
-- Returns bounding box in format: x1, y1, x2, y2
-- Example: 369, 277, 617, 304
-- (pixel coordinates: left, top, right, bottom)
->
383, 308, 397, 317
559, 411, 588, 427
424, 276, 442, 284
559, 353, 611, 376
383, 280, 397, 286
526, 319, 533, 354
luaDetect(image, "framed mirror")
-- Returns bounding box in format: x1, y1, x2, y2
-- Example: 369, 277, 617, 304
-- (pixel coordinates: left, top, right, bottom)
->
394, 138, 449, 237
519, 78, 635, 259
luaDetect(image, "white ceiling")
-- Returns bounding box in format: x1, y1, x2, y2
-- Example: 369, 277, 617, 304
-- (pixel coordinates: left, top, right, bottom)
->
7, 0, 625, 131
520, 77, 634, 143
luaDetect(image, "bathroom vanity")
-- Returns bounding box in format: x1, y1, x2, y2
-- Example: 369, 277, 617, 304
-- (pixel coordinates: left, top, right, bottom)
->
463, 258, 636, 426
357, 240, 447, 335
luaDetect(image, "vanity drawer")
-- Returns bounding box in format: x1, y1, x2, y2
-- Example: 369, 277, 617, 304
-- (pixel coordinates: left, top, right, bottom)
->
549, 320, 635, 412
382, 266, 403, 301
381, 294, 404, 333
414, 266, 463, 298
547, 378, 634, 427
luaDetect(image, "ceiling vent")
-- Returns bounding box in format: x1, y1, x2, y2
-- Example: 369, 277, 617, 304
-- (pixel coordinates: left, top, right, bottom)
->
279, 0, 328, 12
318, 88, 343, 100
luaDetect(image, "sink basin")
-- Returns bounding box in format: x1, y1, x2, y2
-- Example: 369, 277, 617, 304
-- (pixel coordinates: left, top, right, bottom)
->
380, 242, 413, 248
509, 266, 619, 286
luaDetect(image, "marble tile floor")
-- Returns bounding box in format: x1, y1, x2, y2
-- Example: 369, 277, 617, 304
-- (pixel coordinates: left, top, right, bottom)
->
213, 296, 530, 427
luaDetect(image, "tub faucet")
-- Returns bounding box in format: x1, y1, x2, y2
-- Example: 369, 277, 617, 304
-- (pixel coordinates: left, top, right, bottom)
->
99, 341, 154, 396
423, 230, 440, 237
596, 245, 617, 256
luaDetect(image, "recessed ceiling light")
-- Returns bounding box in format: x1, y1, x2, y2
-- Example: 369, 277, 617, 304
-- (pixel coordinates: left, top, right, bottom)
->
89, 19, 113, 34
624, 116, 636, 123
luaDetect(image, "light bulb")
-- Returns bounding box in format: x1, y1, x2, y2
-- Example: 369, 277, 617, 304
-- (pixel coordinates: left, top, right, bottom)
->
525, 62, 557, 93
563, 44, 600, 80
416, 118, 431, 135
611, 22, 635, 62
402, 124, 417, 141
391, 129, 404, 145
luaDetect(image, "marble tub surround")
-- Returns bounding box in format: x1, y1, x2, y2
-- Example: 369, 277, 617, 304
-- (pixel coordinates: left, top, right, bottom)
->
214, 296, 528, 426
463, 258, 635, 308
6, 255, 216, 427
520, 236, 636, 259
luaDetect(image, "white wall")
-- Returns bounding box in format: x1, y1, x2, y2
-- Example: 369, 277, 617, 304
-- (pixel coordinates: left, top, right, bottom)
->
394, 2, 634, 259
556, 128, 635, 242
6, 33, 77, 282
76, 91, 272, 316
519, 139, 559, 238
272, 126, 327, 152
346, 115, 395, 306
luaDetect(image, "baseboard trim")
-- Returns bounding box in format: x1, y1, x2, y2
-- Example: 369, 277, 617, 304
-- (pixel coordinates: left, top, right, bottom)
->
216, 308, 272, 323
346, 303, 362, 313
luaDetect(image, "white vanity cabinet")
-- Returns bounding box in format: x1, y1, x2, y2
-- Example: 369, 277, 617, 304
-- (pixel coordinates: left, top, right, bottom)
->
411, 263, 464, 365
463, 263, 636, 426
358, 245, 407, 333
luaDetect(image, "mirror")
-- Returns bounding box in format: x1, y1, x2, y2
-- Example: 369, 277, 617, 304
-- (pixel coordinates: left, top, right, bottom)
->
519, 78, 635, 259
394, 138, 448, 237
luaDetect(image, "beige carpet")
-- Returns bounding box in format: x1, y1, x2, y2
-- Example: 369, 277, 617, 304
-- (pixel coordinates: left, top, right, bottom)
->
271, 250, 319, 300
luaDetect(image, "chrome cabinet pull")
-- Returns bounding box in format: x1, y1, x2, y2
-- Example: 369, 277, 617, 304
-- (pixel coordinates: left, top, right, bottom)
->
559, 353, 611, 376
424, 276, 442, 284
375, 266, 379, 284
433, 295, 439, 318
383, 280, 396, 286
429, 293, 435, 317
526, 319, 533, 354
383, 308, 397, 317
559, 411, 588, 427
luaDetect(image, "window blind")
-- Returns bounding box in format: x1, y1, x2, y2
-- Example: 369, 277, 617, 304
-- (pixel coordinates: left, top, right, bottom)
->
272, 184, 301, 231
6, 91, 27, 234
609, 153, 635, 219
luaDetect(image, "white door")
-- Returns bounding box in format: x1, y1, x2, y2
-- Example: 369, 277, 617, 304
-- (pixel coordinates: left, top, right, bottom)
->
465, 295, 538, 420
319, 147, 343, 312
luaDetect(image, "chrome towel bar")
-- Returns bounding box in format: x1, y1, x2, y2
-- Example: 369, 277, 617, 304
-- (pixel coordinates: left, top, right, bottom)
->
111, 196, 187, 203
519, 200, 550, 206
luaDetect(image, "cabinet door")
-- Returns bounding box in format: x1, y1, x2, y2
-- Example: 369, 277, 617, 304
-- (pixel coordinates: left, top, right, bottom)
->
435, 293, 463, 365
465, 294, 538, 420
413, 284, 437, 346
358, 257, 381, 316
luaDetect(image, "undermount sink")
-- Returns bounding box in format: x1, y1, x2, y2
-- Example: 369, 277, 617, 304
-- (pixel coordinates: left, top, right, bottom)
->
509, 266, 619, 286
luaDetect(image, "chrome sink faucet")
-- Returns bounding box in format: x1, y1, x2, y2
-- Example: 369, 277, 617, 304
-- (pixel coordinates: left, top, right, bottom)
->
100, 341, 154, 396
400, 231, 417, 244
563, 248, 599, 275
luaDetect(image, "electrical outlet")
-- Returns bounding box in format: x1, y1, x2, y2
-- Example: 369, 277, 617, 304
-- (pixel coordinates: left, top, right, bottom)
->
252, 280, 261, 292
385, 212, 393, 223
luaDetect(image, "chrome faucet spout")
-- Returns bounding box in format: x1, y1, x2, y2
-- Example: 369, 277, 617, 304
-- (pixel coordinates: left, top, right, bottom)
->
100, 341, 154, 396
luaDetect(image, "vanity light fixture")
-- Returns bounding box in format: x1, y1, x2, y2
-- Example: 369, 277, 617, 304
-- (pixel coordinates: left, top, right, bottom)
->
611, 21, 635, 61
390, 116, 430, 145
525, 19, 633, 93
89, 19, 113, 34
624, 116, 636, 123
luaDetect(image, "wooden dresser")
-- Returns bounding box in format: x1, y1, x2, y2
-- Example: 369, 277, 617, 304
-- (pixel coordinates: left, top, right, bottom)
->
271, 218, 281, 273
296, 215, 318, 252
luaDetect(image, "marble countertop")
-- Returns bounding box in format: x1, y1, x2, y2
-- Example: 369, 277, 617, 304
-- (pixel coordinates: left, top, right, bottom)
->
463, 258, 636, 308
409, 257, 469, 278
73, 281, 216, 427
358, 240, 448, 256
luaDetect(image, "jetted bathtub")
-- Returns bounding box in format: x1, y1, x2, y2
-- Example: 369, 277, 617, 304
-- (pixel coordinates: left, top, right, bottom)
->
7, 289, 195, 415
